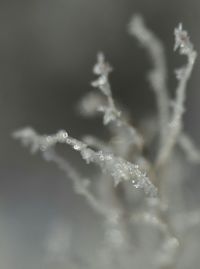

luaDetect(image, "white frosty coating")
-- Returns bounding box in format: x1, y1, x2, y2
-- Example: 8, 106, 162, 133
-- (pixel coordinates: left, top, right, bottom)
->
174, 24, 196, 60
44, 150, 109, 216
82, 135, 112, 153
13, 128, 108, 216
91, 53, 144, 149
156, 23, 197, 167
13, 127, 157, 197
13, 15, 200, 269
129, 14, 169, 149
77, 91, 105, 117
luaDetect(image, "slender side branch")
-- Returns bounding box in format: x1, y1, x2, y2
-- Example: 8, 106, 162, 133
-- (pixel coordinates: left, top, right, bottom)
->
44, 149, 109, 216
12, 128, 107, 215
91, 52, 144, 150
156, 23, 197, 167
13, 128, 139, 258
129, 14, 169, 148
13, 127, 157, 197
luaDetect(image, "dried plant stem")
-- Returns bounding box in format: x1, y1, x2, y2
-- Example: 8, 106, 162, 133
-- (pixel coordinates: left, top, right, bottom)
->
156, 41, 197, 167
129, 15, 169, 149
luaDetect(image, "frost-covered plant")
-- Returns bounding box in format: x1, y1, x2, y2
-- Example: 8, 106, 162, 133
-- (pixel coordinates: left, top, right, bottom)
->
13, 15, 200, 269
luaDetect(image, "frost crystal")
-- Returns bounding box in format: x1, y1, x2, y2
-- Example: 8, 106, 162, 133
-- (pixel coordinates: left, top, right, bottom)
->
91, 52, 143, 150
13, 14, 200, 269
156, 22, 197, 167
14, 128, 157, 197
174, 23, 196, 61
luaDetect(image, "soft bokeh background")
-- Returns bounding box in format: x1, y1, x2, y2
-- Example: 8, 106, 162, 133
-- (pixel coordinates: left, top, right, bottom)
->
0, 0, 200, 268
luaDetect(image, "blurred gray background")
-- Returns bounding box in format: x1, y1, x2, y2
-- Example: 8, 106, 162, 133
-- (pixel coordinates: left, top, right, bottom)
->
0, 0, 200, 268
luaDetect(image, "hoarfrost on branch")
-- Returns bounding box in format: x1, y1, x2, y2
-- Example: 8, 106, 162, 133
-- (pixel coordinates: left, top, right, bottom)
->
13, 14, 200, 269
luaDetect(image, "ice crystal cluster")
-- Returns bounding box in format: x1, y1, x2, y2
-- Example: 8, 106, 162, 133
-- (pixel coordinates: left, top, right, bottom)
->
14, 15, 200, 269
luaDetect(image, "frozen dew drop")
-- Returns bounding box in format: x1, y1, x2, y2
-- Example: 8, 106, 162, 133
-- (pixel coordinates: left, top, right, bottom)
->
57, 130, 68, 142
73, 144, 81, 150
